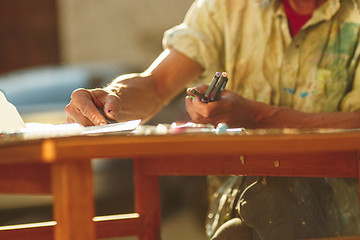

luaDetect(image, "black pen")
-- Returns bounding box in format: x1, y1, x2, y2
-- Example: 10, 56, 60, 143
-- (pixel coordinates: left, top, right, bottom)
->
210, 72, 228, 102
202, 72, 221, 102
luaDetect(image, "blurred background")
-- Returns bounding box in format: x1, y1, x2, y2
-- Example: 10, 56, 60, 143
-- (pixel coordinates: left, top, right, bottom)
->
0, 0, 209, 239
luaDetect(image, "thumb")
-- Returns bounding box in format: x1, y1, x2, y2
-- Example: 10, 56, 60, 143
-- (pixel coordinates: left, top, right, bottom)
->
102, 94, 122, 121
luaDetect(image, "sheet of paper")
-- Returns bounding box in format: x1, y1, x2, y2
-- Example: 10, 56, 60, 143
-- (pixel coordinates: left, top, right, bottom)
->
19, 119, 141, 139
82, 119, 141, 134
21, 122, 84, 139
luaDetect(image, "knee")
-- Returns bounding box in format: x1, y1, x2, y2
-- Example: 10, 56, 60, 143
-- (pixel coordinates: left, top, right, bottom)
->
211, 218, 253, 240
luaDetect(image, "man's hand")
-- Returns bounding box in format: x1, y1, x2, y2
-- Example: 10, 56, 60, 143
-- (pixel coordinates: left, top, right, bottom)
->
185, 86, 256, 128
65, 76, 164, 126
65, 88, 119, 126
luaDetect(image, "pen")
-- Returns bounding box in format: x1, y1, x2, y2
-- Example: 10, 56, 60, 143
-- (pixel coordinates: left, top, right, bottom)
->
188, 88, 204, 99
210, 72, 228, 102
202, 72, 221, 102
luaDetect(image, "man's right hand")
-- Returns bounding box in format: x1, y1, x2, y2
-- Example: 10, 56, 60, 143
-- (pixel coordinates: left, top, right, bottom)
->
65, 88, 118, 126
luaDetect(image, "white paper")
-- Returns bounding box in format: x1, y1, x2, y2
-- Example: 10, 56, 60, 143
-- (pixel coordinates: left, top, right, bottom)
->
0, 91, 25, 132
82, 119, 141, 134
20, 119, 141, 139
21, 122, 84, 139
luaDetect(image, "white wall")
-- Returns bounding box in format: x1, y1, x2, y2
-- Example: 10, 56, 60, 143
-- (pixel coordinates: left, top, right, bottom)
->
57, 0, 194, 71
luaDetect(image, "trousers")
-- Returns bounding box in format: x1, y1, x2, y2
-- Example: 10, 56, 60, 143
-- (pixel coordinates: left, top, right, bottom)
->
207, 176, 360, 240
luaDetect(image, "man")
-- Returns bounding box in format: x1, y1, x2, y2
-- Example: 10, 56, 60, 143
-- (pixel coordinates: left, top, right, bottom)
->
66, 0, 360, 239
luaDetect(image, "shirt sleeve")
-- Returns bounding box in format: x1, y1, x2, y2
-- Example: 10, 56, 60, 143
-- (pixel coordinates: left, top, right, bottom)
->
162, 0, 225, 84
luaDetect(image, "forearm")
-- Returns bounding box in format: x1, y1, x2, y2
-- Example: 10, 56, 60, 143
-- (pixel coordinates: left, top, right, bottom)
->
105, 49, 203, 123
251, 99, 360, 129
105, 73, 166, 123
66, 49, 202, 126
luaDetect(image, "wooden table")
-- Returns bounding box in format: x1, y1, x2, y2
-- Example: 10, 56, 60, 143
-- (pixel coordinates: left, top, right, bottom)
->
0, 128, 359, 240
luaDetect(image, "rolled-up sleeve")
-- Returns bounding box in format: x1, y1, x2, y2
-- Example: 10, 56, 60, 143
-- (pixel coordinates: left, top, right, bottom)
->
162, 0, 225, 83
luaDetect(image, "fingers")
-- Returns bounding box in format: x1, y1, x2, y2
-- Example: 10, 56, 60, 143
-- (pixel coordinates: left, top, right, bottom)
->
185, 95, 211, 124
65, 104, 98, 126
65, 88, 108, 126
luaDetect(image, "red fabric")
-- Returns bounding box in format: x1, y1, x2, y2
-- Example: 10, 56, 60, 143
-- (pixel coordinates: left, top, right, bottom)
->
282, 0, 312, 37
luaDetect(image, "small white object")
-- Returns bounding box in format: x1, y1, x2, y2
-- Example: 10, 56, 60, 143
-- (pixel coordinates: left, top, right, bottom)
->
0, 91, 25, 132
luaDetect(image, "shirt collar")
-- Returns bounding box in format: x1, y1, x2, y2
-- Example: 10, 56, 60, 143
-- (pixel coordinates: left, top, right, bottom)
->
305, 0, 340, 28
